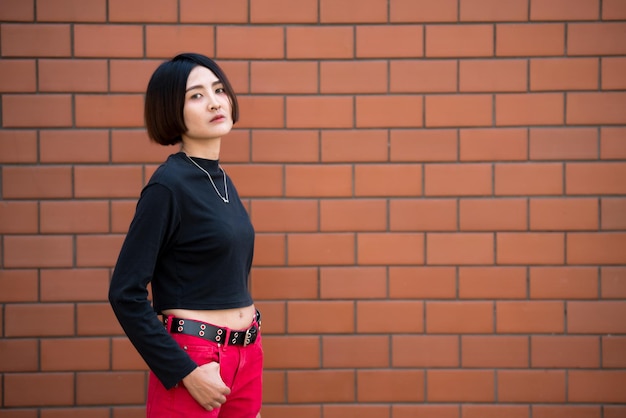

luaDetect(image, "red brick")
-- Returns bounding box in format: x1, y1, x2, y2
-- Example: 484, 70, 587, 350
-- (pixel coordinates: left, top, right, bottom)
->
460, 198, 527, 231
357, 95, 423, 128
262, 370, 286, 403
357, 301, 423, 333
530, 58, 598, 91
41, 408, 111, 418
389, 266, 456, 299
602, 57, 626, 90
567, 92, 626, 125
426, 301, 493, 333
568, 233, 626, 265
40, 268, 110, 302
391, 129, 457, 162
74, 24, 143, 57
287, 233, 354, 265
145, 25, 215, 58
568, 301, 626, 334
531, 335, 599, 368
217, 26, 284, 59
428, 370, 495, 402
323, 336, 389, 368
4, 373, 74, 407
533, 405, 601, 418
287, 96, 352, 128
77, 372, 146, 405
602, 198, 626, 230
251, 62, 318, 94
0, 0, 34, 21
36, 0, 107, 22
111, 337, 146, 370
74, 166, 143, 198
251, 199, 317, 232
461, 128, 526, 161
601, 267, 626, 299
0, 130, 38, 163
39, 58, 108, 92
110, 130, 172, 163
41, 129, 110, 163
496, 301, 564, 333
393, 335, 458, 367
603, 0, 626, 19
180, 0, 247, 22
428, 233, 494, 265
109, 0, 176, 22
529, 127, 598, 160
1, 23, 71, 57
255, 301, 286, 334
426, 94, 492, 127
109, 59, 160, 93
390, 198, 457, 231
530, 267, 598, 299
530, 0, 599, 20
426, 25, 493, 57
226, 165, 283, 197
498, 370, 566, 402
394, 405, 459, 418
497, 93, 564, 126
391, 60, 456, 93
495, 162, 563, 195
568, 371, 626, 403
111, 200, 135, 233
77, 303, 122, 336
425, 163, 492, 196
568, 23, 626, 56
496, 23, 565, 56
251, 0, 317, 22
358, 370, 424, 402
460, 59, 527, 92
75, 94, 143, 128
251, 267, 317, 300
264, 336, 320, 369
459, 266, 527, 299
320, 199, 387, 232
603, 336, 626, 368
355, 164, 422, 197
2, 94, 72, 127
287, 26, 354, 59
461, 0, 528, 21
606, 406, 626, 418
463, 405, 529, 418
287, 370, 355, 403
76, 235, 124, 268
0, 339, 38, 372
41, 338, 109, 371
287, 301, 356, 334
497, 232, 565, 264
2, 165, 72, 200
321, 61, 387, 94
567, 162, 626, 195
261, 405, 319, 418
359, 232, 424, 265
322, 130, 388, 162
530, 198, 598, 231
285, 164, 352, 197
40, 201, 109, 234
0, 269, 38, 302
320, 266, 387, 299
356, 25, 424, 58
0, 201, 38, 234
4, 235, 73, 268
0, 59, 36, 92
324, 405, 390, 418
462, 335, 528, 368
390, 0, 458, 22
219, 129, 250, 163
236, 96, 284, 129
321, 0, 387, 22
5, 303, 74, 337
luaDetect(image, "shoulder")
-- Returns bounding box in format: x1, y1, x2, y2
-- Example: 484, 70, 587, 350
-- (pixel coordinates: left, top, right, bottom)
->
148, 153, 188, 188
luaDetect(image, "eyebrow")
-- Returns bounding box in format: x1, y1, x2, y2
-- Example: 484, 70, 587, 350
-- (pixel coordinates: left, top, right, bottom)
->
185, 80, 223, 93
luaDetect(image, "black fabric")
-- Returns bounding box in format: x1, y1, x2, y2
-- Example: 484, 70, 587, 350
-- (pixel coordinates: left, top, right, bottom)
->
109, 152, 255, 389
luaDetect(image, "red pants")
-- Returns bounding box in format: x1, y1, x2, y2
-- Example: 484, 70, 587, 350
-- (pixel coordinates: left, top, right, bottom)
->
146, 320, 263, 418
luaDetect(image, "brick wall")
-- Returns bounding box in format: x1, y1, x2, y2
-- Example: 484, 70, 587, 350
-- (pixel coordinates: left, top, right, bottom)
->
1, 0, 625, 417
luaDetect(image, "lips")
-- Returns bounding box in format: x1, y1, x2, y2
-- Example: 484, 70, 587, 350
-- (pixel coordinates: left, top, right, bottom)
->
210, 115, 226, 122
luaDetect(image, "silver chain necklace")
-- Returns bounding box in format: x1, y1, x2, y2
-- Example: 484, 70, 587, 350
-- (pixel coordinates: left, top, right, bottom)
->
185, 154, 229, 203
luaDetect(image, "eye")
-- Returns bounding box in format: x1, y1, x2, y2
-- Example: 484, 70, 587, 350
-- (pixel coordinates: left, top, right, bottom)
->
189, 93, 203, 100
215, 87, 226, 94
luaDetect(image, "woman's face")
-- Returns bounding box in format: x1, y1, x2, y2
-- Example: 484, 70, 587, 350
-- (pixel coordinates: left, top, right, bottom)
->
181, 65, 233, 143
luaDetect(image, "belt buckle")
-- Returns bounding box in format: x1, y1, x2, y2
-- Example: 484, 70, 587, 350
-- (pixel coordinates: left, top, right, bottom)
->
244, 327, 253, 346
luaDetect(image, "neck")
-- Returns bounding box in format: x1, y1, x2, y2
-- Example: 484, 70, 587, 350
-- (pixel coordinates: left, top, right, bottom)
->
181, 138, 221, 160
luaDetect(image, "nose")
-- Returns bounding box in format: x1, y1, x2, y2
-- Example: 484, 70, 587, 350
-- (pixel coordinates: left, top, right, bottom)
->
208, 95, 221, 111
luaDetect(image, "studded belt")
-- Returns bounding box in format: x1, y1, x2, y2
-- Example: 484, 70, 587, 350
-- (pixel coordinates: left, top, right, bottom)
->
164, 310, 261, 346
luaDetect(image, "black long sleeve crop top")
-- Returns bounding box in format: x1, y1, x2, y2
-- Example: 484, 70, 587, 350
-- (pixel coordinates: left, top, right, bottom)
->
108, 152, 255, 389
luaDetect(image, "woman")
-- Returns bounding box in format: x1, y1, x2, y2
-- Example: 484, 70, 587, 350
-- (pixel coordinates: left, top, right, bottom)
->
109, 53, 262, 418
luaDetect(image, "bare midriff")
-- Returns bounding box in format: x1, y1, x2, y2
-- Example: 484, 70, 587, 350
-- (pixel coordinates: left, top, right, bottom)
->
162, 304, 256, 330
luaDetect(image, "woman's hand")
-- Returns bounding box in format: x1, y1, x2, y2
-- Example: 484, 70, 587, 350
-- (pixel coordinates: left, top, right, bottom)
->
182, 362, 231, 411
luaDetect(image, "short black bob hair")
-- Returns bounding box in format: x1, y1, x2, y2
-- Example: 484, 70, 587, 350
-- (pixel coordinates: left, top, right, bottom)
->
144, 53, 239, 146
